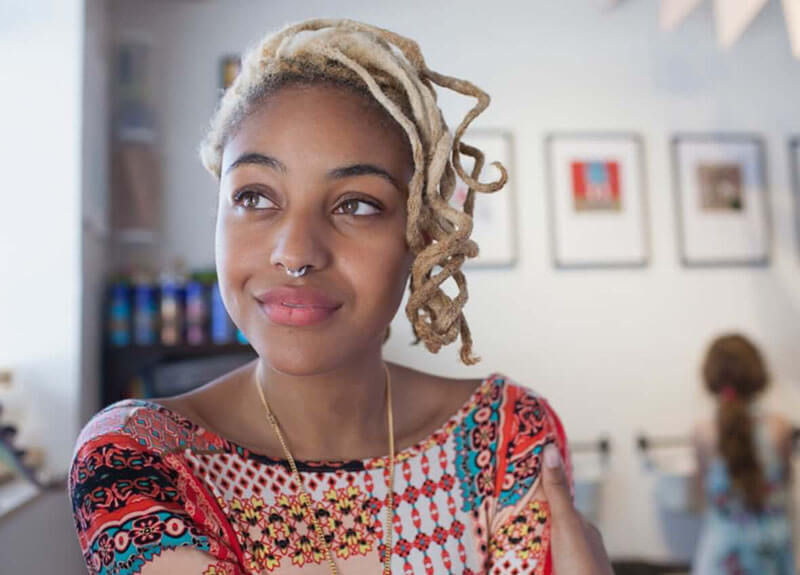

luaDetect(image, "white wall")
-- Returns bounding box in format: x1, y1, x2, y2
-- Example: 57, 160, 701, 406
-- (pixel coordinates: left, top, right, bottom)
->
110, 0, 800, 561
0, 0, 84, 478
0, 0, 92, 572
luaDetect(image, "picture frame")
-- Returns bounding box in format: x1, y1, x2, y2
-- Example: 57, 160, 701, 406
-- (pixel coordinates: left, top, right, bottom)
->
545, 132, 650, 269
450, 130, 518, 268
672, 134, 770, 267
791, 138, 800, 259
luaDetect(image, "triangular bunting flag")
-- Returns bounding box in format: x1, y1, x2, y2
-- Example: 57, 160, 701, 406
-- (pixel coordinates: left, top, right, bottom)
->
713, 0, 770, 49
783, 0, 800, 58
660, 0, 705, 31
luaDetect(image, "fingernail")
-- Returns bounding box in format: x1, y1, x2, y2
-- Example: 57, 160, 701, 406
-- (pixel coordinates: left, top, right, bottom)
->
544, 443, 561, 468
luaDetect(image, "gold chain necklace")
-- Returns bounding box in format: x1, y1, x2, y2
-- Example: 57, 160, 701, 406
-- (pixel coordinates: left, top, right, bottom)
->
254, 364, 395, 575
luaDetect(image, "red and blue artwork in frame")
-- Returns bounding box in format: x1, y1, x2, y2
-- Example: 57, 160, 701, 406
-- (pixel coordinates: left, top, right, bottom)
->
570, 160, 622, 212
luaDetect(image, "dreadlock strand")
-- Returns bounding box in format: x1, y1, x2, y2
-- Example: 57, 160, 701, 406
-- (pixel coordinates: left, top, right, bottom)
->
424, 69, 507, 194
457, 142, 486, 216
317, 46, 429, 255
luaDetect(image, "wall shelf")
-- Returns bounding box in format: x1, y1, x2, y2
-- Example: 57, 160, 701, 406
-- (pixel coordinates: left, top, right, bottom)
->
102, 342, 256, 405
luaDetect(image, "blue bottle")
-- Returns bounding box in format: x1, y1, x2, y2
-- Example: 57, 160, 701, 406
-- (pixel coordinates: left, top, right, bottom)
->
210, 281, 233, 344
133, 279, 158, 345
109, 282, 131, 347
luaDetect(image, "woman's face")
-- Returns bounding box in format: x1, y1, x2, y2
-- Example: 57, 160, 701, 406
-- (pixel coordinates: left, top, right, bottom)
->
217, 83, 415, 374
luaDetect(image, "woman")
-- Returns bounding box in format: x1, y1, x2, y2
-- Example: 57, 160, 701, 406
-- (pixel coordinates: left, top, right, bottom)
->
69, 20, 610, 575
692, 333, 795, 575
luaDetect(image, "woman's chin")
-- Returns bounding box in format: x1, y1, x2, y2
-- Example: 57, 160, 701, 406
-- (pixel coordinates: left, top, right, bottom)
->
249, 338, 346, 376
251, 348, 331, 376
249, 329, 383, 377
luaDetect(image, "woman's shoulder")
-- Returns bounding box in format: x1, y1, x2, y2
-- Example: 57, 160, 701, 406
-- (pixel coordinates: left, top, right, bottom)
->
71, 398, 221, 465
476, 373, 566, 450
466, 372, 566, 438
72, 400, 150, 455
67, 400, 242, 572
424, 370, 558, 412
406, 369, 564, 445
453, 372, 570, 510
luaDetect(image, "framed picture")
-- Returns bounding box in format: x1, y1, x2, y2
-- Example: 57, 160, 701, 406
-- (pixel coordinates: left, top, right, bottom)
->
791, 138, 800, 259
672, 134, 770, 267
220, 55, 241, 92
450, 130, 517, 268
545, 133, 649, 269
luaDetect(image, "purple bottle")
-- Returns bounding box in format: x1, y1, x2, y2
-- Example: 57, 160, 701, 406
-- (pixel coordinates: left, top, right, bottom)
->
185, 279, 208, 345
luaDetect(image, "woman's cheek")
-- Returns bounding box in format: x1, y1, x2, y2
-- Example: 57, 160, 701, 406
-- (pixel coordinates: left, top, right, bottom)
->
366, 241, 411, 317
214, 218, 252, 330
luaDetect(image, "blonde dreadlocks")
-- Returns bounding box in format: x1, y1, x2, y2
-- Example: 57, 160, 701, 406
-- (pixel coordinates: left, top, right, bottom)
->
199, 19, 507, 365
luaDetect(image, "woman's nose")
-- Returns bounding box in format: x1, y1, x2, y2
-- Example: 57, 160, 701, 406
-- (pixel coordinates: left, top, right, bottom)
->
268, 210, 331, 274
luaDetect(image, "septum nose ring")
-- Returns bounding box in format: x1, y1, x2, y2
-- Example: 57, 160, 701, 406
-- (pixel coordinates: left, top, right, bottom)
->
285, 265, 309, 278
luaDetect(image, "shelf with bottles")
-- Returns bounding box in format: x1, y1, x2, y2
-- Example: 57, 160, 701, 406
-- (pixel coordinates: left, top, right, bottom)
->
102, 264, 256, 406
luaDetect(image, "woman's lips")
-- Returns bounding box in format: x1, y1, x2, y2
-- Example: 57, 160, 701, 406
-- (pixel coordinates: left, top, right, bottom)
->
255, 286, 342, 327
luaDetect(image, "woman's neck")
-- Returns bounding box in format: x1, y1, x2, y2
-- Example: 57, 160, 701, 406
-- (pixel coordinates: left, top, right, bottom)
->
252, 354, 392, 461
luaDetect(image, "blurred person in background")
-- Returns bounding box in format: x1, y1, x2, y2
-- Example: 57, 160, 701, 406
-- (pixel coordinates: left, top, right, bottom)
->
67, 19, 611, 575
692, 333, 795, 575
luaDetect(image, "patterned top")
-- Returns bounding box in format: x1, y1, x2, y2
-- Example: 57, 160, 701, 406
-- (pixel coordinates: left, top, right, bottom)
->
692, 414, 795, 575
68, 373, 572, 575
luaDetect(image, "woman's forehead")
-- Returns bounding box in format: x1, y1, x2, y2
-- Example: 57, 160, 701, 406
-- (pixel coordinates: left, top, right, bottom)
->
222, 84, 413, 180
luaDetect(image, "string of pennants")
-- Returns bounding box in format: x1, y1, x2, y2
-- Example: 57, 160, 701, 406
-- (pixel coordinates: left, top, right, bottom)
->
601, 0, 800, 59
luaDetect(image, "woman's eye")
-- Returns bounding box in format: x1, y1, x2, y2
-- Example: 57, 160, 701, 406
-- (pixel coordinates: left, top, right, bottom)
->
234, 190, 276, 210
334, 198, 381, 216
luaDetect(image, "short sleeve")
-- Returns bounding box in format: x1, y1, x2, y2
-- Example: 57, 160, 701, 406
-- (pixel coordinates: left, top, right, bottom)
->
68, 409, 244, 575
486, 384, 572, 575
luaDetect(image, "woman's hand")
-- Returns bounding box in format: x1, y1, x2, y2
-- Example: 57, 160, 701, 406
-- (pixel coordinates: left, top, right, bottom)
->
542, 444, 614, 575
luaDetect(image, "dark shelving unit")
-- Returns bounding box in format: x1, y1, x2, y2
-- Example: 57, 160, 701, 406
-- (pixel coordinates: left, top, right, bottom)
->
102, 342, 256, 406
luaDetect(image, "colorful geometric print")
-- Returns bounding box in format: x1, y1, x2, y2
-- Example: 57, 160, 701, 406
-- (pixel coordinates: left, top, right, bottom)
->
121, 400, 223, 454
496, 388, 553, 509
69, 373, 571, 575
71, 443, 175, 509
85, 509, 211, 575
204, 561, 239, 575
69, 434, 244, 573
454, 376, 504, 512
453, 377, 564, 512
489, 500, 550, 571
190, 444, 479, 574
69, 441, 184, 545
225, 488, 378, 572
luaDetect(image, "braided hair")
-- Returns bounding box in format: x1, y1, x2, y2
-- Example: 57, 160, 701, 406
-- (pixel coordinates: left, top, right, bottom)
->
702, 333, 770, 512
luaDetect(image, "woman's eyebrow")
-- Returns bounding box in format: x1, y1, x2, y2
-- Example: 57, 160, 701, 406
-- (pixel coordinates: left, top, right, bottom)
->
224, 154, 400, 189
327, 163, 400, 189
224, 152, 287, 175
